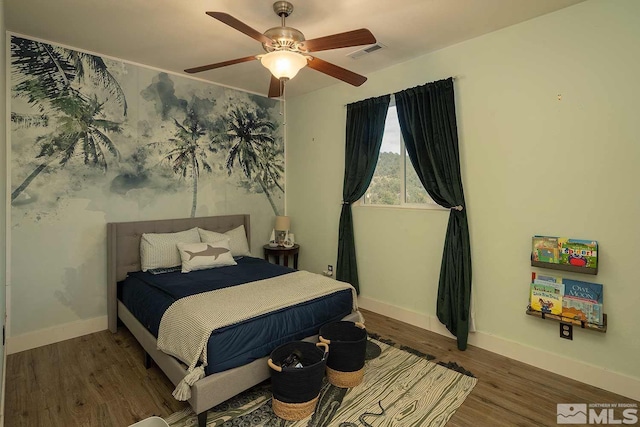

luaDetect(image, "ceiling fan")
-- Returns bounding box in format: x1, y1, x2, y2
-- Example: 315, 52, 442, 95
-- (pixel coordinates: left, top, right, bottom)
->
185, 1, 377, 98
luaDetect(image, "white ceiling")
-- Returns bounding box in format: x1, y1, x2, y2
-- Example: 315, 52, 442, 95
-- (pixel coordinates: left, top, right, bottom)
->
5, 0, 585, 98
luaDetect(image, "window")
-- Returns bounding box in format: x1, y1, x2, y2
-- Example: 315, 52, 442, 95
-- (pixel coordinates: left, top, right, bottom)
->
362, 104, 440, 209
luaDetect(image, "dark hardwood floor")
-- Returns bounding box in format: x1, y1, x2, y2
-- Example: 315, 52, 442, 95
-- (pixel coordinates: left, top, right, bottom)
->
5, 309, 637, 426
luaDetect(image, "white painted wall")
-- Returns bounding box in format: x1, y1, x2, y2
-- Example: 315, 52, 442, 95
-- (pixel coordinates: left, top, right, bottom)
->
286, 0, 640, 396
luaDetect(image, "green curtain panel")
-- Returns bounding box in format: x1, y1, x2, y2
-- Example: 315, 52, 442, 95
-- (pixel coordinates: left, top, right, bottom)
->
336, 95, 390, 293
395, 78, 472, 350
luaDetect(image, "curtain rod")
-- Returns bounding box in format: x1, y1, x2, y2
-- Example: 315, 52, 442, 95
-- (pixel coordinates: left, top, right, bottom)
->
343, 76, 459, 107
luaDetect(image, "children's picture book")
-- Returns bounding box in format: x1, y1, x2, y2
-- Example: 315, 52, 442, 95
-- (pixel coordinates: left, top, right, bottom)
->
532, 236, 560, 264
562, 278, 604, 325
532, 236, 598, 270
530, 281, 563, 315
529, 273, 604, 326
531, 272, 562, 284
558, 238, 598, 269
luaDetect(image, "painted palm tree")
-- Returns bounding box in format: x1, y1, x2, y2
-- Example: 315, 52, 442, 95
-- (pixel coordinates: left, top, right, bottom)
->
10, 36, 126, 202
153, 107, 214, 218
224, 107, 282, 215
11, 36, 127, 115
11, 93, 122, 201
256, 138, 284, 193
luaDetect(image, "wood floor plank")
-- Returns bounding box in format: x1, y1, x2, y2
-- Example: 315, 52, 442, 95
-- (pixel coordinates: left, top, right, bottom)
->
5, 308, 637, 426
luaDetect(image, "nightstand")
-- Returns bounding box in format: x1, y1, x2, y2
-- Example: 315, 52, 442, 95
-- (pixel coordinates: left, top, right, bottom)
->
263, 244, 300, 269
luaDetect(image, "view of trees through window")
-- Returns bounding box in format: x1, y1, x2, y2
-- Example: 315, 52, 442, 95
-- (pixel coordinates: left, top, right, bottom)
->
363, 106, 435, 206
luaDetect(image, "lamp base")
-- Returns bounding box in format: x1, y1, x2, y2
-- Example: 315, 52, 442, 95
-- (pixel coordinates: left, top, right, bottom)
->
276, 230, 287, 246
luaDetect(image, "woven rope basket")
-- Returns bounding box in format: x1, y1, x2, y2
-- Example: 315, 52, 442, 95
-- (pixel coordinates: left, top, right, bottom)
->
268, 341, 328, 420
319, 321, 367, 388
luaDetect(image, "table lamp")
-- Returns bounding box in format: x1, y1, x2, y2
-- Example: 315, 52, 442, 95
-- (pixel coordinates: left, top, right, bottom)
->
274, 216, 290, 246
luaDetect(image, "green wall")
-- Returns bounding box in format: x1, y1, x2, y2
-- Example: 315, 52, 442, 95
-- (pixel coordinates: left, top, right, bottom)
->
286, 0, 640, 381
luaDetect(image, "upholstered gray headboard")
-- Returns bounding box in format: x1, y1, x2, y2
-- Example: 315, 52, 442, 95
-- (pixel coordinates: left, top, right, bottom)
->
106, 214, 250, 332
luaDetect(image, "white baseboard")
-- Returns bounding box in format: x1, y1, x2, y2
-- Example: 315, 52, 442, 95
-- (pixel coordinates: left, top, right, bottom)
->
358, 296, 640, 402
6, 316, 108, 355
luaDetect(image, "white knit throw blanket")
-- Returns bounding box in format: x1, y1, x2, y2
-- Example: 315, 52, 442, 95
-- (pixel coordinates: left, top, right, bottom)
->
157, 270, 357, 400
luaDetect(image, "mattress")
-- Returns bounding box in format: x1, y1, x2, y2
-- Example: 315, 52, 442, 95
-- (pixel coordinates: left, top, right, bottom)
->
119, 256, 353, 374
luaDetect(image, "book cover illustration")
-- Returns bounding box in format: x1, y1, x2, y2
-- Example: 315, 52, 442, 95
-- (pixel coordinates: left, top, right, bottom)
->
532, 236, 560, 264
562, 278, 604, 326
530, 281, 564, 315
558, 238, 598, 269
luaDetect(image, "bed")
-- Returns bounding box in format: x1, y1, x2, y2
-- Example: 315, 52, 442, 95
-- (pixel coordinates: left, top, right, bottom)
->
107, 214, 362, 427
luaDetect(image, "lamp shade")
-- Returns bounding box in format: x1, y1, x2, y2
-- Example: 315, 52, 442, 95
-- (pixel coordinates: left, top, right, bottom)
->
274, 215, 290, 231
260, 51, 307, 80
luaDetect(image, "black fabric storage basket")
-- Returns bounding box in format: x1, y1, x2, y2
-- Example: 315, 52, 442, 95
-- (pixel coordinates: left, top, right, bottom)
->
268, 341, 328, 420
319, 321, 367, 388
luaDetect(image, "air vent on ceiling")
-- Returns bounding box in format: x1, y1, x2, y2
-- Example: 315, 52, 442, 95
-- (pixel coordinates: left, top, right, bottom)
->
347, 43, 386, 60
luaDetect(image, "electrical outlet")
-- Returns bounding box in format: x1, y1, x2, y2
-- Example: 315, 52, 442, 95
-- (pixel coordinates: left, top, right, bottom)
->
322, 265, 334, 277
560, 323, 573, 340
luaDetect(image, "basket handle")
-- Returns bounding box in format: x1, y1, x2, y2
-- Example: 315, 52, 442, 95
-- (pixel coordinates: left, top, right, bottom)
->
318, 335, 330, 345
267, 358, 282, 372
316, 341, 329, 359
355, 322, 366, 329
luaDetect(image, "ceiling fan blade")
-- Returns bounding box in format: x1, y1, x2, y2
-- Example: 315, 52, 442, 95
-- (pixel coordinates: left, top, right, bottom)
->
206, 12, 273, 46
300, 29, 376, 52
184, 56, 258, 74
306, 56, 367, 87
268, 75, 283, 98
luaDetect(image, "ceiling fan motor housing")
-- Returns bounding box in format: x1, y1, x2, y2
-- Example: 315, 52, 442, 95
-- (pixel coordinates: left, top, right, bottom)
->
263, 2, 307, 53
263, 27, 306, 52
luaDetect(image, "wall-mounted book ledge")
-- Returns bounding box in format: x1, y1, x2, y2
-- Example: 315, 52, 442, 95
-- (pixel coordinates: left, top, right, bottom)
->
531, 260, 598, 275
526, 308, 607, 333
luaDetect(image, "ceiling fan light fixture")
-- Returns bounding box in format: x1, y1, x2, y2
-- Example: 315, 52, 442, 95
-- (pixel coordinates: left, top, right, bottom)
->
260, 50, 307, 80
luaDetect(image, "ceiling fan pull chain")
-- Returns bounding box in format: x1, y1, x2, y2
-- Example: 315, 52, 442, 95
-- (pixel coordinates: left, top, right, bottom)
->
281, 79, 287, 126
279, 79, 284, 117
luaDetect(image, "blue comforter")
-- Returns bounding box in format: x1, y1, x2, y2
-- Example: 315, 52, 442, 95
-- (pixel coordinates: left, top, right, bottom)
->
120, 257, 353, 374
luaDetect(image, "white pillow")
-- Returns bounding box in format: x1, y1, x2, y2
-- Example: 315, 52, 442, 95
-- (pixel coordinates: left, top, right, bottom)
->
198, 225, 251, 257
140, 228, 200, 272
177, 239, 237, 273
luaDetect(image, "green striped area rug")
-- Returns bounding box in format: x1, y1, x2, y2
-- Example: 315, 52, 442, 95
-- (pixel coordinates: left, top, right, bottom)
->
165, 339, 477, 427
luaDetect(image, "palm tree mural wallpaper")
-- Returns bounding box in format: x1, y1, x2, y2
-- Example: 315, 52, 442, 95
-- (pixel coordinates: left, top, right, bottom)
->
223, 107, 284, 215
147, 94, 218, 218
9, 35, 284, 337
11, 37, 126, 203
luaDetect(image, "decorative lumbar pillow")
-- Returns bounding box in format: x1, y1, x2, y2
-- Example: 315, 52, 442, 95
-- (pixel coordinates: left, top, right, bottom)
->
177, 240, 237, 273
140, 228, 201, 272
198, 225, 251, 257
